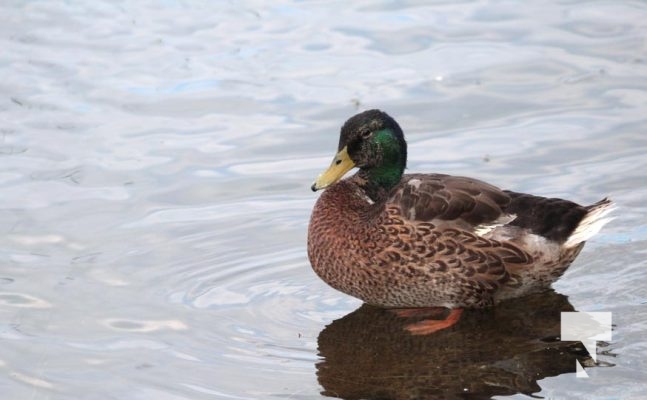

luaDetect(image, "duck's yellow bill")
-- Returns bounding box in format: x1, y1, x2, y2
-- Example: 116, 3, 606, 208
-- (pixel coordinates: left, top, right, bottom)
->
311, 146, 355, 191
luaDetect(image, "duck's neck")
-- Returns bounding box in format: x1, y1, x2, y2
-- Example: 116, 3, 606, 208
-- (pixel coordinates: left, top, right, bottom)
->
355, 165, 402, 202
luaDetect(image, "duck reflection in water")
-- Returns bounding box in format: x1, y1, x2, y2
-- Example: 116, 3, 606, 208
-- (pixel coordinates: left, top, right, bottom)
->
316, 290, 609, 400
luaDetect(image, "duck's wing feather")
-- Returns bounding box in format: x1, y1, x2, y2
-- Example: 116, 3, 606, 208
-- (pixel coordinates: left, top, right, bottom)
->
389, 173, 514, 228
387, 174, 532, 299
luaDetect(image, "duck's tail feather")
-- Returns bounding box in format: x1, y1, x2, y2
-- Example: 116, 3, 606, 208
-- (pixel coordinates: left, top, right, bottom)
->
564, 198, 615, 248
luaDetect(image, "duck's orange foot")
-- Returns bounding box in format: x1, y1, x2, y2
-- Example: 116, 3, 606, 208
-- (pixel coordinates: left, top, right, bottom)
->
404, 308, 463, 335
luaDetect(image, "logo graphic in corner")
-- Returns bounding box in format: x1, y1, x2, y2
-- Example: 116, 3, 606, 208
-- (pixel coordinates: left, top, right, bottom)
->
560, 312, 612, 378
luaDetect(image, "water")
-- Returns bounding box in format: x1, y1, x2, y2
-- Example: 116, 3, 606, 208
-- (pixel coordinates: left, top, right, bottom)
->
1, 1, 646, 398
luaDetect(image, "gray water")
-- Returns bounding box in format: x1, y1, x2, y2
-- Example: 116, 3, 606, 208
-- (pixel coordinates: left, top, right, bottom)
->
1, 1, 647, 399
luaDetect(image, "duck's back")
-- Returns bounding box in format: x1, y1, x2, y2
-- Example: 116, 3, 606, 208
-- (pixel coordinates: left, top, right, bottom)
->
388, 173, 614, 301
391, 173, 611, 248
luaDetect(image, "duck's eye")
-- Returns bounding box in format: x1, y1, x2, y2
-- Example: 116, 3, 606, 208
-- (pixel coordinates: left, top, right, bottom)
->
360, 130, 372, 140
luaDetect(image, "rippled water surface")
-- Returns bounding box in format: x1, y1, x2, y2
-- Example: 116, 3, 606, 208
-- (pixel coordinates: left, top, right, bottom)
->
2, 1, 647, 399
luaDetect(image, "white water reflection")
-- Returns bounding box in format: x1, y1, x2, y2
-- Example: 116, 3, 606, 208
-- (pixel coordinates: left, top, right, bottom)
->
102, 319, 189, 333
0, 293, 52, 309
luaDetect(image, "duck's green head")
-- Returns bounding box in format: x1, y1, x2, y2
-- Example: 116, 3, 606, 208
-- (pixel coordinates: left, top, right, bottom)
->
311, 109, 407, 193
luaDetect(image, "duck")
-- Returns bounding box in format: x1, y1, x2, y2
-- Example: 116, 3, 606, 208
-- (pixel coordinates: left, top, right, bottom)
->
307, 109, 614, 335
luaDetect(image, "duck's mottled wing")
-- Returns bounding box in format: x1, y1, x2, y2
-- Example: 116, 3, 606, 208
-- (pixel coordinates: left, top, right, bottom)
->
389, 173, 513, 228
386, 174, 532, 306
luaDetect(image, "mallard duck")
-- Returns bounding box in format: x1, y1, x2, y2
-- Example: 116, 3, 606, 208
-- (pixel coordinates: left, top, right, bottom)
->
307, 109, 614, 334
